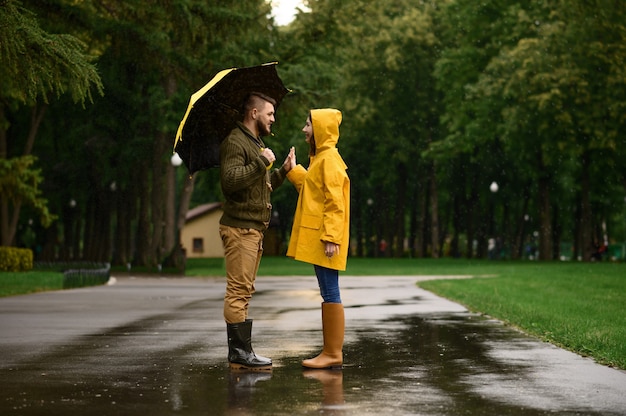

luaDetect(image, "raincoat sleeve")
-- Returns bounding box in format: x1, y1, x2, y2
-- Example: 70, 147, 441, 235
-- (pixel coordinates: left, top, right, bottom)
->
321, 158, 347, 244
286, 165, 307, 193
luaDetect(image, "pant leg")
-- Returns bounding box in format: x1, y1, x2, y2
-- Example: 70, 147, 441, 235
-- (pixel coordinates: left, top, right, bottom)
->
220, 226, 264, 324
313, 265, 341, 303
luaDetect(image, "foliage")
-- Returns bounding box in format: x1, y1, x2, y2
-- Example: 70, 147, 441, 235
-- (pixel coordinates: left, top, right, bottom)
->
9, 0, 278, 266
3, 0, 626, 265
0, 246, 33, 271
0, 0, 103, 104
0, 0, 103, 248
0, 155, 56, 227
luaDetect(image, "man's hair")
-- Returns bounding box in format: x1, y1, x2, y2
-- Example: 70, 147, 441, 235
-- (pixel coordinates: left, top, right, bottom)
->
243, 92, 277, 114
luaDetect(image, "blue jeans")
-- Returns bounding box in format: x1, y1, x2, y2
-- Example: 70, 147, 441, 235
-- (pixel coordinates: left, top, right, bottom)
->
314, 265, 341, 303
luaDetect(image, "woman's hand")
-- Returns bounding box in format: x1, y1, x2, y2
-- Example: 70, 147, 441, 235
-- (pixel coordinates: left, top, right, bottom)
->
283, 146, 296, 171
324, 241, 340, 258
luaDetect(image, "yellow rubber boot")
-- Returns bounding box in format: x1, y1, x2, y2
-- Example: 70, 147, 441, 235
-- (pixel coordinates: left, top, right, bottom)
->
302, 303, 344, 369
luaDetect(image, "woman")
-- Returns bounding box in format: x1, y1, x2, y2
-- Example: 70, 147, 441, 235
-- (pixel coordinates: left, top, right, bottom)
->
286, 108, 350, 369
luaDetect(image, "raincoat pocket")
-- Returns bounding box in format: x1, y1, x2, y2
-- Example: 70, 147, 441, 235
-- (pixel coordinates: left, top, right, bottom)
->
301, 213, 322, 230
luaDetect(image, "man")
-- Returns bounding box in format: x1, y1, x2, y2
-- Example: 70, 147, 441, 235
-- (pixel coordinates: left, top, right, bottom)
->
219, 92, 294, 371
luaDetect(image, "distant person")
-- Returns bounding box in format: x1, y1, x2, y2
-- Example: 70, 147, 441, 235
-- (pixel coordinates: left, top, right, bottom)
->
286, 109, 350, 369
219, 92, 294, 371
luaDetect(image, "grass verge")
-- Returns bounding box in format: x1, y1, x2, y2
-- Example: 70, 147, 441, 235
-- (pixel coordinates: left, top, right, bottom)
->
417, 262, 626, 370
186, 256, 534, 277
0, 271, 63, 298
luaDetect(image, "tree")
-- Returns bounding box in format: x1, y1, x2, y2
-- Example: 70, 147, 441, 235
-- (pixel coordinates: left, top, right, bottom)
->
281, 0, 443, 257
472, 0, 626, 260
14, 0, 279, 267
0, 0, 102, 246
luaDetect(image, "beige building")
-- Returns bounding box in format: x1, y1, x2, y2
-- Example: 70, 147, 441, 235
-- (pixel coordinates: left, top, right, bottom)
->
180, 202, 285, 258
180, 202, 224, 258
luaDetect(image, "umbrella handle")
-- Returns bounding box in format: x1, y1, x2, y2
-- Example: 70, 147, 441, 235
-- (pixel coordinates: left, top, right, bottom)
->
260, 148, 274, 170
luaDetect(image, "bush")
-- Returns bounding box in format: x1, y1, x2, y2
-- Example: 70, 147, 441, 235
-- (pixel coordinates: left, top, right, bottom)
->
0, 247, 33, 272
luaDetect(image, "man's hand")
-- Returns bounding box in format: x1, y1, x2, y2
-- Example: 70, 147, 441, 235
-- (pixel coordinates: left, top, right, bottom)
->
261, 148, 276, 164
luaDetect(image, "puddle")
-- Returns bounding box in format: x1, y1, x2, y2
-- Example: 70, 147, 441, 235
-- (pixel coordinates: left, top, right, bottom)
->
0, 276, 624, 415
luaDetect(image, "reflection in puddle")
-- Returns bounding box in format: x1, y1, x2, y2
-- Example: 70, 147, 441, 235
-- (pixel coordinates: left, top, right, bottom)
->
0, 310, 619, 415
227, 370, 272, 414
303, 369, 346, 412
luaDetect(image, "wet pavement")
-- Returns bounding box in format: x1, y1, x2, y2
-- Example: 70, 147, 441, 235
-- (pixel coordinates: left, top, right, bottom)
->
0, 274, 625, 415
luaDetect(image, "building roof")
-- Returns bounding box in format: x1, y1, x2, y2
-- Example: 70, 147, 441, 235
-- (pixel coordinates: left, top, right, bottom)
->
185, 202, 223, 223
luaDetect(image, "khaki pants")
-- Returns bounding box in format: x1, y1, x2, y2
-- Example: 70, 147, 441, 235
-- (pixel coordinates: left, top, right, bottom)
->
220, 225, 264, 324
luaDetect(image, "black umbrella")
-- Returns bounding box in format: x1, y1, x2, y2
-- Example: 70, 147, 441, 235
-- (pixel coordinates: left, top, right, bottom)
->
173, 62, 289, 174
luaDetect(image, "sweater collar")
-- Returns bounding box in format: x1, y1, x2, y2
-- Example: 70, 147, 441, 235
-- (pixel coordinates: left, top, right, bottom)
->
236, 121, 265, 148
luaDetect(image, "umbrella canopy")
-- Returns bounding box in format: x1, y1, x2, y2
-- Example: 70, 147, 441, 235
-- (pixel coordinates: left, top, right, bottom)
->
173, 62, 289, 174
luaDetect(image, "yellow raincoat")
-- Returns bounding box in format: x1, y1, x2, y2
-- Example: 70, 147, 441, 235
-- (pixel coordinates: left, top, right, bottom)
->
286, 109, 350, 270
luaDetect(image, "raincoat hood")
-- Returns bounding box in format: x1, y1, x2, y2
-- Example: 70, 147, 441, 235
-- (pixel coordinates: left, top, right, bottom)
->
311, 108, 342, 152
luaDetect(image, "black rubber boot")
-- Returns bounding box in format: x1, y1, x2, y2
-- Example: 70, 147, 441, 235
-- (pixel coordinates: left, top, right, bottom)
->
227, 319, 272, 371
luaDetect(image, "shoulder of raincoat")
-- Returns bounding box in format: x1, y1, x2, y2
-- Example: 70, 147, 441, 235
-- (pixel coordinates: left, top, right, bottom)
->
286, 108, 350, 271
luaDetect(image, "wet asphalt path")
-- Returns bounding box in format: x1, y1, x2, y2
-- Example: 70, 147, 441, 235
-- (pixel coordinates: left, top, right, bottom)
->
0, 275, 625, 415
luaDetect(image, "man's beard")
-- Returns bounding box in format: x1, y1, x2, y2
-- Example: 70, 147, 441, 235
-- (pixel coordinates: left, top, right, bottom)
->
257, 119, 271, 137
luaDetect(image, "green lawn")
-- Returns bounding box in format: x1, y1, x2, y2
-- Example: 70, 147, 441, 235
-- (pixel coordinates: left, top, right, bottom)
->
187, 256, 544, 277
416, 261, 626, 370
0, 271, 63, 297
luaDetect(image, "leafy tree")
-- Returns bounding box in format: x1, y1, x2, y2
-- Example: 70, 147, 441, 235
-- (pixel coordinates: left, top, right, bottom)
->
470, 0, 626, 260
0, 0, 102, 247
279, 0, 444, 257
14, 0, 279, 267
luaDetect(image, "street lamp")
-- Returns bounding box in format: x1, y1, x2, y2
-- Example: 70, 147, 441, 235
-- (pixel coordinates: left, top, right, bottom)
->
489, 181, 499, 193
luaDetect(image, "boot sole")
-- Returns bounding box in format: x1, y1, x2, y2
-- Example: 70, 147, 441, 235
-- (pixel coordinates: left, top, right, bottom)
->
229, 362, 272, 372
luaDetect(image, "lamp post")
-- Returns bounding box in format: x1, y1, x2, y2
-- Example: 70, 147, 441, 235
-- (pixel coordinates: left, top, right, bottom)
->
366, 198, 374, 257
170, 153, 183, 270
488, 182, 498, 259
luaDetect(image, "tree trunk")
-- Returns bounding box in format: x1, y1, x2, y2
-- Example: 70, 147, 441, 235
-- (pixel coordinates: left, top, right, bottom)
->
537, 151, 552, 261
579, 151, 593, 261
1, 104, 47, 247
511, 185, 530, 260
0, 107, 8, 246
353, 187, 364, 257
573, 196, 581, 261
24, 105, 47, 156
136, 163, 153, 267
151, 135, 166, 264
415, 182, 426, 258
112, 187, 135, 267
428, 161, 440, 258
408, 182, 418, 257
394, 164, 407, 258
451, 193, 462, 258
163, 160, 177, 258
466, 168, 478, 259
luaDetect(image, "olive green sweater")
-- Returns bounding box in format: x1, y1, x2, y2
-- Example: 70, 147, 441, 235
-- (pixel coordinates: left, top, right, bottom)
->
219, 122, 288, 231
